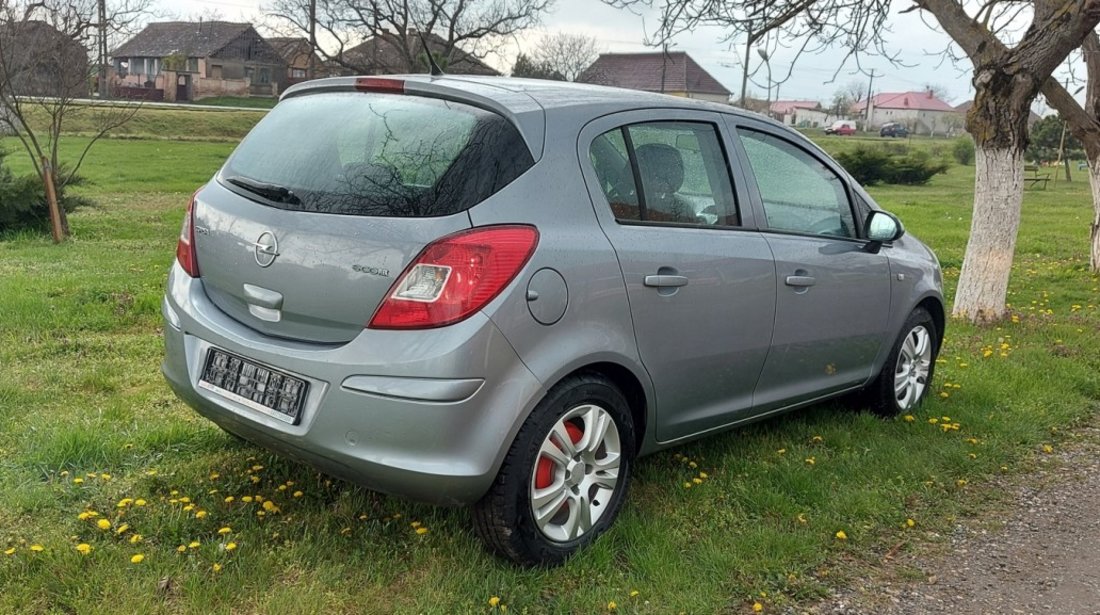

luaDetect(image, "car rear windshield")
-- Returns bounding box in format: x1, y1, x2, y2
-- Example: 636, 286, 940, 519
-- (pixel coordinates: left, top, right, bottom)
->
220, 91, 535, 217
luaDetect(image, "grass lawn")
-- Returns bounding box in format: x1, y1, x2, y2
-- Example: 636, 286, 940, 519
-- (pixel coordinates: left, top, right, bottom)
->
21, 104, 265, 142
187, 97, 279, 110
0, 134, 1098, 613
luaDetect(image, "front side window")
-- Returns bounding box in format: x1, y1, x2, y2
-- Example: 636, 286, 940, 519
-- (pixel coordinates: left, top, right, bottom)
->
738, 129, 856, 238
589, 121, 738, 227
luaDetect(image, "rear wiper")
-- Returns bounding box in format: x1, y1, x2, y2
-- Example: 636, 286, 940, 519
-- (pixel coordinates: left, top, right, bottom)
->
225, 176, 301, 205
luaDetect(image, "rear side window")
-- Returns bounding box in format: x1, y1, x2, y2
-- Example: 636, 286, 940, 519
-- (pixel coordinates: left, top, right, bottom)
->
589, 122, 739, 227
221, 92, 534, 217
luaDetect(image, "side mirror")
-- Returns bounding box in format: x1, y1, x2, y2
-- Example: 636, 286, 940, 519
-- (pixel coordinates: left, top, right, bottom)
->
863, 210, 905, 252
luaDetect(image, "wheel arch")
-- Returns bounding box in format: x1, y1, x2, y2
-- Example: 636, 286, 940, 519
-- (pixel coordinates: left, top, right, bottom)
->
915, 295, 946, 351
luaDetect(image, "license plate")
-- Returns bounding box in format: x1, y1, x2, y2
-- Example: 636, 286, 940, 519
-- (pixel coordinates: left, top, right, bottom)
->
198, 349, 308, 424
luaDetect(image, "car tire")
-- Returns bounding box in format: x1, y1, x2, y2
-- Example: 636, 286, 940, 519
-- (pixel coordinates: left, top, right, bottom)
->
866, 307, 939, 417
472, 373, 636, 567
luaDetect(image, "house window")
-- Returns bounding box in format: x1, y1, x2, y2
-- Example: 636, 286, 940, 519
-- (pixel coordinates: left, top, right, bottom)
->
291, 68, 306, 78
258, 68, 270, 84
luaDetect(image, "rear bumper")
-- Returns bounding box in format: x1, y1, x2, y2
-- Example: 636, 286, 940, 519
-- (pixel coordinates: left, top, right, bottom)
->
161, 263, 545, 505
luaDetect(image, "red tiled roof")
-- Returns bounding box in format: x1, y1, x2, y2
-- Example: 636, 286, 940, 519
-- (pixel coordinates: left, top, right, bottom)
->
853, 91, 956, 112
770, 100, 821, 115
577, 51, 731, 97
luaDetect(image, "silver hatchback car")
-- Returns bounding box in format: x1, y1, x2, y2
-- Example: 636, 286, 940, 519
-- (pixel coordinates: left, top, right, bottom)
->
163, 76, 944, 565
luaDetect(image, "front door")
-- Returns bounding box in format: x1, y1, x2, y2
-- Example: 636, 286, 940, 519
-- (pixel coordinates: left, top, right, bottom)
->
730, 121, 892, 410
176, 74, 190, 101
579, 111, 777, 442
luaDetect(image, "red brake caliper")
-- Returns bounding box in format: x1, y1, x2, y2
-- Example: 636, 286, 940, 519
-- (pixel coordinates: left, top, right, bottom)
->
535, 422, 583, 489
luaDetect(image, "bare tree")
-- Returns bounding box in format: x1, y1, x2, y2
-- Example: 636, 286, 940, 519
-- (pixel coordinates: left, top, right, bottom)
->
0, 0, 139, 240
93, 0, 157, 98
266, 0, 553, 75
602, 0, 896, 107
924, 82, 951, 101
1043, 31, 1100, 272
531, 32, 600, 81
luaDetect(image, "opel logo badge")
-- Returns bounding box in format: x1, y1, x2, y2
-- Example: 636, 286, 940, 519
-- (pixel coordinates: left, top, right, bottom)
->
253, 232, 279, 268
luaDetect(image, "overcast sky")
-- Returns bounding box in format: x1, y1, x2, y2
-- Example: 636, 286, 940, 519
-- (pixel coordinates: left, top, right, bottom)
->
162, 0, 987, 105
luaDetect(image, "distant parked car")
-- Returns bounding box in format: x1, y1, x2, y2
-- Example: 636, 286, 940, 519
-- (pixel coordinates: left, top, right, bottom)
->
880, 122, 909, 138
163, 75, 945, 566
825, 120, 856, 136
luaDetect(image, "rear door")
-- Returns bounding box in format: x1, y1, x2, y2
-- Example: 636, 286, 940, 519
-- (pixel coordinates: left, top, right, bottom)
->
191, 89, 535, 343
728, 118, 892, 409
579, 110, 776, 442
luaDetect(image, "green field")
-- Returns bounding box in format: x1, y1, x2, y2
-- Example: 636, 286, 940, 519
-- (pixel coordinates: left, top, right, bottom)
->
187, 96, 279, 110
0, 131, 1098, 613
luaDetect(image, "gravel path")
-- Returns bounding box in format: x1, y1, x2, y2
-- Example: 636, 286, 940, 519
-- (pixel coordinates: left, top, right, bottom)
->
809, 426, 1100, 615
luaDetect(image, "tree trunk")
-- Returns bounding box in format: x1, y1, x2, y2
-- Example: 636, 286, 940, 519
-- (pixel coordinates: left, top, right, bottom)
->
1090, 160, 1100, 272
952, 146, 1024, 323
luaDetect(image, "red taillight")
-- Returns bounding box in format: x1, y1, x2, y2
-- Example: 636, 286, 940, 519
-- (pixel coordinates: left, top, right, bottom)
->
176, 193, 199, 277
355, 77, 405, 94
368, 225, 539, 329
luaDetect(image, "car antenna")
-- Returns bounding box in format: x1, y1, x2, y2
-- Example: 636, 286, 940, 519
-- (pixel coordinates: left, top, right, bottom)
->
416, 31, 445, 77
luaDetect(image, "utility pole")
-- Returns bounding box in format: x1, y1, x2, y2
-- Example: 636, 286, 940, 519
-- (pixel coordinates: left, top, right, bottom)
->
864, 70, 878, 132
97, 0, 109, 99
307, 0, 316, 79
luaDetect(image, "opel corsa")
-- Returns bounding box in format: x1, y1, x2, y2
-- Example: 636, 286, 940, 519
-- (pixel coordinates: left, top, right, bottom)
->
163, 76, 944, 566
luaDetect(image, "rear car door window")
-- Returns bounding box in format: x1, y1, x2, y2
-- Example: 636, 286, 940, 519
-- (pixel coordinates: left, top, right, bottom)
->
221, 92, 534, 217
738, 129, 856, 238
589, 122, 739, 227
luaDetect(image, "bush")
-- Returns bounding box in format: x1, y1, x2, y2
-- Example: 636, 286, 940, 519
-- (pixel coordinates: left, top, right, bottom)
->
834, 147, 893, 185
0, 151, 91, 234
952, 136, 975, 165
835, 145, 949, 186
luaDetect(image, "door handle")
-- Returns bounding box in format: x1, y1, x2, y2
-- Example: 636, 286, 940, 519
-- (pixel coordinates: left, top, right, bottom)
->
784, 275, 816, 288
644, 275, 689, 288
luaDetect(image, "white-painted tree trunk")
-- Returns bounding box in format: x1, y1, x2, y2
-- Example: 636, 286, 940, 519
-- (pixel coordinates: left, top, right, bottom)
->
1089, 160, 1100, 273
951, 147, 1024, 323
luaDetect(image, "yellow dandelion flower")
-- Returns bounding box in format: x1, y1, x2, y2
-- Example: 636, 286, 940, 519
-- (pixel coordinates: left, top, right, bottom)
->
241, 496, 253, 503
212, 562, 222, 572
699, 472, 709, 479
29, 544, 44, 552
1042, 444, 1054, 454
117, 498, 133, 508
928, 418, 938, 424
690, 477, 702, 485
209, 472, 220, 480
224, 496, 235, 503
903, 415, 915, 422
73, 477, 84, 484
251, 465, 264, 471
968, 453, 977, 459
278, 484, 287, 491
292, 491, 303, 498
179, 496, 190, 503
75, 543, 92, 555
130, 534, 143, 544
416, 527, 428, 535
777, 448, 786, 455
96, 519, 111, 530
3, 548, 15, 556
177, 545, 187, 553
115, 524, 130, 535
753, 602, 764, 613
630, 590, 639, 597
100, 473, 112, 481
811, 435, 823, 443
683, 482, 692, 489
249, 475, 260, 484
262, 500, 279, 513
905, 518, 916, 528
967, 438, 979, 444
488, 596, 501, 607
78, 512, 92, 521
183, 504, 195, 512
189, 541, 200, 549
956, 479, 968, 487
130, 554, 144, 564
797, 513, 808, 524
608, 601, 617, 611
410, 521, 422, 528
134, 499, 146, 507
835, 530, 848, 540
225, 542, 237, 551
218, 527, 232, 535
804, 457, 815, 466
983, 350, 993, 358
688, 461, 698, 469
196, 510, 208, 519
939, 392, 949, 398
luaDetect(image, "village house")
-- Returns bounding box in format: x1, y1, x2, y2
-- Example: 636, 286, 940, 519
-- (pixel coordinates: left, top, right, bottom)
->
266, 37, 326, 84
769, 100, 831, 128
853, 90, 962, 135
335, 30, 498, 76
577, 52, 732, 104
111, 21, 287, 101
